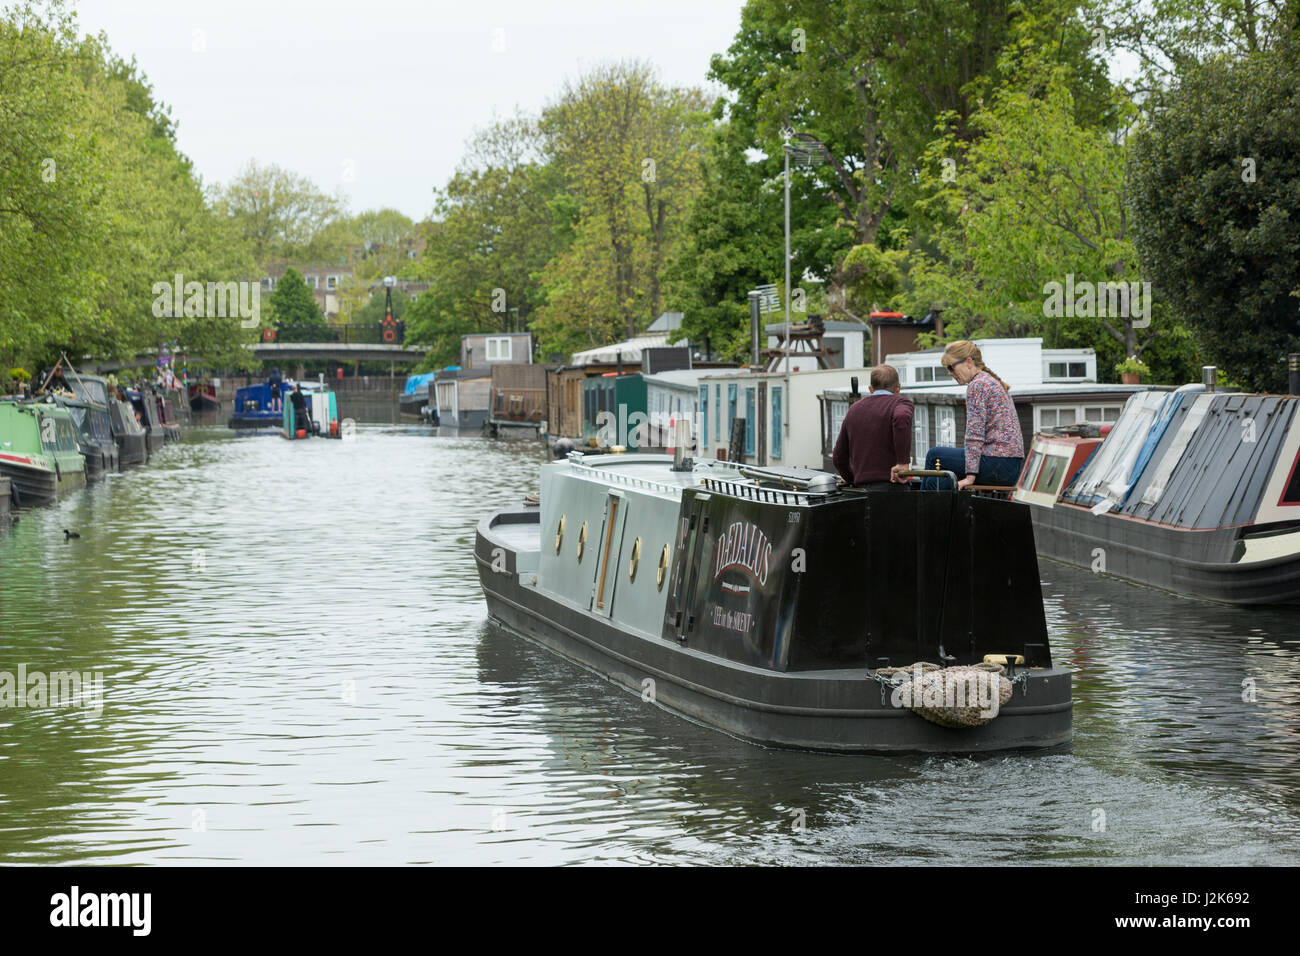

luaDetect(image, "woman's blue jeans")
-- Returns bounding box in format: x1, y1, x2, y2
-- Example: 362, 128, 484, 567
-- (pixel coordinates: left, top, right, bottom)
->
919, 446, 1024, 490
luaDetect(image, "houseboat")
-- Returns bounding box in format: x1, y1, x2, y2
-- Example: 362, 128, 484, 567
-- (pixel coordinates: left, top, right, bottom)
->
126, 388, 166, 453
50, 371, 120, 479
1013, 385, 1300, 605
475, 451, 1072, 753
108, 395, 149, 467
228, 379, 287, 430
434, 367, 491, 430
400, 372, 436, 419
0, 400, 87, 506
488, 363, 547, 436
818, 381, 1146, 473
188, 380, 221, 411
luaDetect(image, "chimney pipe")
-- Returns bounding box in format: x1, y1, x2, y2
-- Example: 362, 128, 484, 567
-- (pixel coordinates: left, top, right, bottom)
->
1202, 365, 1217, 392
748, 291, 762, 369
1290, 353, 1300, 396
849, 375, 860, 402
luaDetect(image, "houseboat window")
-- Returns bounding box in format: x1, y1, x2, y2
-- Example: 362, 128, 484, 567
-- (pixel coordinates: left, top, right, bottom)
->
727, 383, 737, 427
744, 387, 755, 456
1021, 451, 1044, 489
486, 337, 512, 361
771, 387, 782, 459
936, 407, 956, 445
1033, 454, 1068, 493
699, 386, 708, 447
912, 406, 929, 467
913, 366, 947, 383
714, 384, 721, 446
1281, 449, 1300, 505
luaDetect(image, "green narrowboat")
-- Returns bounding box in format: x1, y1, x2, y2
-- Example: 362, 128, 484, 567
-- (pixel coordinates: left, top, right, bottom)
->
0, 400, 87, 506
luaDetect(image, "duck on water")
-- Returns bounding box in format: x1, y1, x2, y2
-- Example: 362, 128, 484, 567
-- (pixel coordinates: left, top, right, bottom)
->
476, 447, 1072, 754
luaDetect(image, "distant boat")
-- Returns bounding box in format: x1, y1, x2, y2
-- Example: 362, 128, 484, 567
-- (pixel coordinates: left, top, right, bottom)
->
0, 400, 87, 506
1014, 386, 1300, 605
400, 372, 435, 418
280, 384, 341, 440
228, 379, 283, 430
188, 381, 221, 411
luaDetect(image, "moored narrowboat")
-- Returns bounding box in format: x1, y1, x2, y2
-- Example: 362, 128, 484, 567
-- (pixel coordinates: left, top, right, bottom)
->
126, 388, 166, 454
53, 394, 118, 480
1013, 385, 1300, 604
188, 380, 221, 411
0, 400, 87, 506
476, 452, 1071, 754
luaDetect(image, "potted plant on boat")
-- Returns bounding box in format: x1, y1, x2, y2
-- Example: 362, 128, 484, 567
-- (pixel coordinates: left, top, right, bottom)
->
6, 367, 30, 396
1115, 357, 1150, 385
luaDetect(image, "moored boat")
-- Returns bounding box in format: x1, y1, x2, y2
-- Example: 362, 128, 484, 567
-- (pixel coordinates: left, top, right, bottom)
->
188, 381, 221, 411
0, 400, 87, 506
126, 388, 166, 454
476, 451, 1071, 754
1014, 385, 1300, 605
108, 396, 148, 467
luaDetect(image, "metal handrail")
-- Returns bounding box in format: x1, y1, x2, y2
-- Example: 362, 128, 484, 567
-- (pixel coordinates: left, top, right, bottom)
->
897, 468, 960, 490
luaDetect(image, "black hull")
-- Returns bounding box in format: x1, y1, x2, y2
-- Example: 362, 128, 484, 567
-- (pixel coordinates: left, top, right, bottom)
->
476, 519, 1072, 755
0, 462, 59, 507
1030, 503, 1300, 605
189, 395, 221, 411
145, 431, 164, 453
115, 433, 147, 467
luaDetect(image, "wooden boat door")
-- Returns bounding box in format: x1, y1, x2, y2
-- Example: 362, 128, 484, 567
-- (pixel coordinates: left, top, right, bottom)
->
590, 489, 628, 617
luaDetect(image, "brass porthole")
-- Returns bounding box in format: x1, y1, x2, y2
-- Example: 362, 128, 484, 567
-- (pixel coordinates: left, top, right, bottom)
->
577, 521, 587, 561
628, 537, 642, 582
656, 544, 670, 591
555, 515, 566, 554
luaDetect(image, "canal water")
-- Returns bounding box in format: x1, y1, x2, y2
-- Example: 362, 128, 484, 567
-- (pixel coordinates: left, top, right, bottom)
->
2, 423, 1298, 865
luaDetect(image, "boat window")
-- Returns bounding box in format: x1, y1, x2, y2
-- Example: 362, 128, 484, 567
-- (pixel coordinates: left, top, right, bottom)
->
771, 387, 783, 460
1281, 450, 1300, 506
1020, 450, 1044, 489
1033, 454, 1068, 494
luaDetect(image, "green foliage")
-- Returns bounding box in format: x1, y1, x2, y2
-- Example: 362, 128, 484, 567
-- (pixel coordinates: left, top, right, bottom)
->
354, 287, 409, 324
8, 367, 30, 381
212, 160, 345, 266
1115, 356, 1150, 375
267, 268, 324, 327
1128, 32, 1300, 392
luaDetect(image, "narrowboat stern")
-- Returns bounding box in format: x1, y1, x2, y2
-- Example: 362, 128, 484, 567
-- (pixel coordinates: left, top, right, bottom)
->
476, 452, 1072, 754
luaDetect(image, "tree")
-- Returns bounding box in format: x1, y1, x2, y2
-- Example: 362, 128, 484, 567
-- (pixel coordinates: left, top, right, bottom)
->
539, 61, 710, 339
406, 114, 572, 366
267, 268, 323, 327
213, 161, 345, 265
708, 0, 1113, 304
1128, 34, 1300, 392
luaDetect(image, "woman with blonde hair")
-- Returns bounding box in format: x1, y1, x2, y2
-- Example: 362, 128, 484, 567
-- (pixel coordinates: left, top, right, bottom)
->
897, 340, 1024, 490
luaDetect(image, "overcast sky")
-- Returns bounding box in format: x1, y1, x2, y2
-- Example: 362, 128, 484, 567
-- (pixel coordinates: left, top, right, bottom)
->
74, 0, 749, 221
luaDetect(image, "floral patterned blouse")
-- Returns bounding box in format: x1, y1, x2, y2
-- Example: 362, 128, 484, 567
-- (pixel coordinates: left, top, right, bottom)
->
964, 371, 1024, 474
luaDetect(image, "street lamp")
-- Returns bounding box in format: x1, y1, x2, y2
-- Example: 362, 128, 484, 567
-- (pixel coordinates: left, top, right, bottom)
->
780, 130, 832, 437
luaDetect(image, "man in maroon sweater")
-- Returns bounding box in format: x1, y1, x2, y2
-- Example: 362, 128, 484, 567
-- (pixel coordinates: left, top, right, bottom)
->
832, 365, 914, 490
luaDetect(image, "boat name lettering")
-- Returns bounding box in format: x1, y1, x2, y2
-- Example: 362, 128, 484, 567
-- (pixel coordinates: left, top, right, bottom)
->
711, 520, 773, 587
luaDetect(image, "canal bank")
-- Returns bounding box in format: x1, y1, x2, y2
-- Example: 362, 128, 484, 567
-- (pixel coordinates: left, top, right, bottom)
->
0, 423, 1297, 864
